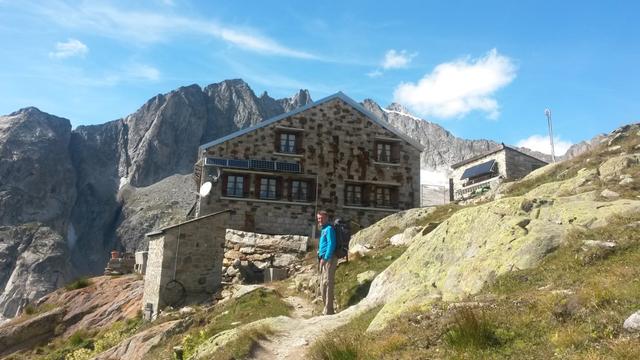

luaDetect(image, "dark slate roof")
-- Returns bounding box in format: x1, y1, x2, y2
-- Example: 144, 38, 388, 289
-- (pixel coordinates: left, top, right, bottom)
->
451, 144, 548, 169
460, 159, 496, 180
198, 92, 425, 152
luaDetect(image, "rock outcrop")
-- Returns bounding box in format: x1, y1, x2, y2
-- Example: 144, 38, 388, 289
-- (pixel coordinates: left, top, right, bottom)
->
0, 80, 313, 319
0, 108, 75, 319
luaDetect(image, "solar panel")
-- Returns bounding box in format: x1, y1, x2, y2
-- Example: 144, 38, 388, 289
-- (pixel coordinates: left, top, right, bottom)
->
227, 159, 249, 168
251, 159, 276, 171
276, 162, 301, 173
205, 157, 301, 173
460, 159, 496, 180
206, 158, 227, 166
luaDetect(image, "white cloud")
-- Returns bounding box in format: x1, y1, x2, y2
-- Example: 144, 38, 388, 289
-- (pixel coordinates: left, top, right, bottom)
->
128, 63, 160, 81
32, 2, 317, 59
382, 49, 415, 69
49, 38, 88, 59
517, 134, 573, 156
366, 69, 383, 78
393, 48, 516, 119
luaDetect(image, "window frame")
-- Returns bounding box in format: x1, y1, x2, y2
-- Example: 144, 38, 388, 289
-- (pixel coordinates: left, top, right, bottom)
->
375, 187, 392, 208
279, 132, 297, 154
290, 179, 310, 202
225, 174, 246, 198
374, 141, 400, 163
345, 183, 364, 206
259, 177, 278, 200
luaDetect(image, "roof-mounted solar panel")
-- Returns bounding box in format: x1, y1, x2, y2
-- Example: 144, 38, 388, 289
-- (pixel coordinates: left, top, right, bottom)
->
228, 159, 249, 168
460, 159, 496, 180
276, 162, 301, 173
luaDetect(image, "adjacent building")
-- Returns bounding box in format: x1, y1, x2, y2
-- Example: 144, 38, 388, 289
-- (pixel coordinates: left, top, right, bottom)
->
194, 92, 424, 236
449, 144, 547, 201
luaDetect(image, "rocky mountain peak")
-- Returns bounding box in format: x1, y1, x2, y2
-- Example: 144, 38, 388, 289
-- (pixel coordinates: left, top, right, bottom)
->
278, 89, 312, 112
386, 102, 411, 114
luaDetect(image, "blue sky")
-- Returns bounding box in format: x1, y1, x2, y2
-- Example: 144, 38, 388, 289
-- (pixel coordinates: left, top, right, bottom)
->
0, 0, 638, 155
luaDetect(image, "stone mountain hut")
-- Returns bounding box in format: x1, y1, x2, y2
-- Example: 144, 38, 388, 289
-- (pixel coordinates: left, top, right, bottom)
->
194, 92, 424, 236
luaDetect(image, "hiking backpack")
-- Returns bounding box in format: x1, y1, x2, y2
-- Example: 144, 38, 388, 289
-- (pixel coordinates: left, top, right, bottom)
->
333, 218, 351, 260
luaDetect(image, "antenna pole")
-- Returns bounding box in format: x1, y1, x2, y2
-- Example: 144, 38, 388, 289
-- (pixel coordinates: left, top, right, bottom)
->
544, 108, 556, 163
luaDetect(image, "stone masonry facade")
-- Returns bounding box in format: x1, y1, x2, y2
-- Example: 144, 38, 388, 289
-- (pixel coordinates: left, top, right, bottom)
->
142, 211, 230, 318
196, 94, 423, 236
450, 145, 547, 200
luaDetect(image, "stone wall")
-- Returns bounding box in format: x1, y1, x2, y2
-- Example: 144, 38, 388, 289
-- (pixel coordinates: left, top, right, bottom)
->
197, 97, 422, 236
504, 148, 547, 180
141, 211, 230, 318
222, 229, 308, 283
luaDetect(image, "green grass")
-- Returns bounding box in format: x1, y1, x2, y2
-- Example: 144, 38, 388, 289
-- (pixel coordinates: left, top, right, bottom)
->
205, 325, 275, 360
180, 288, 292, 359
305, 213, 640, 359
444, 307, 500, 350
334, 246, 407, 310
64, 277, 92, 291
307, 306, 381, 360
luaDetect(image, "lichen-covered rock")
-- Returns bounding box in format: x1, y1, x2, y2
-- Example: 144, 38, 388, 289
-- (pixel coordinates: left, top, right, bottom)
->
525, 168, 599, 198
364, 194, 640, 331
94, 319, 188, 360
350, 207, 436, 249
598, 153, 640, 180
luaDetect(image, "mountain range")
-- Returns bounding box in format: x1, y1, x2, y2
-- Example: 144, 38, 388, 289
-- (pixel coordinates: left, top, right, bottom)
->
0, 79, 601, 320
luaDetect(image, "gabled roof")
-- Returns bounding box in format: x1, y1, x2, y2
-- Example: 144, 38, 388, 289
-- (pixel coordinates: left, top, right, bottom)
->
451, 144, 548, 169
198, 92, 425, 152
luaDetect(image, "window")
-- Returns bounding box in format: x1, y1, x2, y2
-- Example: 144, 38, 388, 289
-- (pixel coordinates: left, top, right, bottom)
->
374, 141, 399, 163
375, 187, 392, 207
226, 175, 245, 197
291, 180, 309, 202
376, 143, 391, 162
279, 133, 297, 153
345, 184, 363, 206
259, 177, 278, 199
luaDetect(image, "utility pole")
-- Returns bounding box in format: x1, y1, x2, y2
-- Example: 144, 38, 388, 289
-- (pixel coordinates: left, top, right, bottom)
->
544, 108, 556, 163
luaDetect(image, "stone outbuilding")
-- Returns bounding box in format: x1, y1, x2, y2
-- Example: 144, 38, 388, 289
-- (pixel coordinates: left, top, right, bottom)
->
449, 144, 547, 201
141, 210, 231, 319
195, 92, 424, 237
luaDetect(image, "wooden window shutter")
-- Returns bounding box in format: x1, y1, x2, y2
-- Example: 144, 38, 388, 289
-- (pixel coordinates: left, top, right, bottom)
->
276, 177, 283, 199
287, 178, 293, 201
242, 175, 250, 197
274, 131, 281, 152
391, 187, 399, 208
221, 174, 229, 196
294, 133, 303, 154
373, 142, 379, 159
362, 184, 371, 207
308, 179, 316, 202
254, 175, 261, 198
391, 143, 401, 163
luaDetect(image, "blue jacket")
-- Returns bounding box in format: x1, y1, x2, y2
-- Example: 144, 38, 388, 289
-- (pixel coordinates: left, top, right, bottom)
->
318, 223, 336, 261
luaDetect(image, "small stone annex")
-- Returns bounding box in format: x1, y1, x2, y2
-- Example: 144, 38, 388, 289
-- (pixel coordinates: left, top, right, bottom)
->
449, 144, 547, 200
194, 92, 424, 237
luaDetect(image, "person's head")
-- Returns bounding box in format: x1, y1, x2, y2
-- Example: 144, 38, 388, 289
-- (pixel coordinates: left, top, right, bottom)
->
316, 210, 329, 226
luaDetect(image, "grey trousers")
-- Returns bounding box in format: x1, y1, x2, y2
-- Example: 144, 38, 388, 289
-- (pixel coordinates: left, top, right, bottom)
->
320, 257, 337, 315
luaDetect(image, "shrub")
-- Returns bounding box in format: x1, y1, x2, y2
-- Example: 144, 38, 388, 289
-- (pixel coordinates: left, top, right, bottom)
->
444, 307, 500, 350
65, 277, 92, 291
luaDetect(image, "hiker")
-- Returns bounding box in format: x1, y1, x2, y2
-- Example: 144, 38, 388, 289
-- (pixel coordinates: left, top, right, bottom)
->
317, 210, 337, 315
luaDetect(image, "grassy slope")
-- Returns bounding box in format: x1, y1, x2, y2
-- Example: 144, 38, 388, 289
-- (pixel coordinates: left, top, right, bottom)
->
308, 125, 640, 359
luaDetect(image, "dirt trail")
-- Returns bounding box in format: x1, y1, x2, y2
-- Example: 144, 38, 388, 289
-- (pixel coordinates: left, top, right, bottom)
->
250, 300, 374, 360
